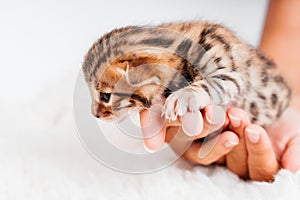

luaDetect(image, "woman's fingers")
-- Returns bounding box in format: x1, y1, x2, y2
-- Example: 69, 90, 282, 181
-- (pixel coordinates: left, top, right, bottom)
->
182, 131, 239, 165
140, 104, 228, 160
166, 105, 227, 155
169, 105, 226, 141
245, 124, 279, 181
166, 105, 237, 166
226, 108, 279, 181
181, 110, 204, 137
167, 105, 226, 141
140, 106, 166, 151
266, 107, 300, 173
163, 105, 229, 163
226, 108, 250, 179
192, 105, 227, 140
281, 134, 300, 173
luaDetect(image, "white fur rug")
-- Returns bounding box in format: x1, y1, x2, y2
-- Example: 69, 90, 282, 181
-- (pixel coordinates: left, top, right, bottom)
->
1, 73, 300, 200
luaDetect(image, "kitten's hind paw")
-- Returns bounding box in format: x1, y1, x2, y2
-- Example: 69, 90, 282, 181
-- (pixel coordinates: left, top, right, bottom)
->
161, 86, 210, 121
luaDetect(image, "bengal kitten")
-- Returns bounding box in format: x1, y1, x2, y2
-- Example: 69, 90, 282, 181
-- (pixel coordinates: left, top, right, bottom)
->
82, 21, 291, 127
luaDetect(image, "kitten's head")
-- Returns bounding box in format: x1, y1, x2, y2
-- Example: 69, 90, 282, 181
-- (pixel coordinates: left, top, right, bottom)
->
83, 53, 166, 121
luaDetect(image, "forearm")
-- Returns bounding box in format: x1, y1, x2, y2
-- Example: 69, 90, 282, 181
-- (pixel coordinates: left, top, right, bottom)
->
260, 0, 300, 111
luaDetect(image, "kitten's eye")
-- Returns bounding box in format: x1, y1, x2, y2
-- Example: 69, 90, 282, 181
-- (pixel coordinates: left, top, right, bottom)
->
100, 92, 111, 103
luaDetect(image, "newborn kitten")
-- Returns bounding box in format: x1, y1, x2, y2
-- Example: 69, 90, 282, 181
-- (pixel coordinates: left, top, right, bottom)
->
82, 21, 291, 127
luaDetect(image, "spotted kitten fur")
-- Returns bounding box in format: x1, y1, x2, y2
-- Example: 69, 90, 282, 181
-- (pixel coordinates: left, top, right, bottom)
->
82, 21, 291, 127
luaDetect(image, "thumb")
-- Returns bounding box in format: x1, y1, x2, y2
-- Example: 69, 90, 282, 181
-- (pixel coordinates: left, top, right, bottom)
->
245, 124, 279, 181
140, 104, 166, 152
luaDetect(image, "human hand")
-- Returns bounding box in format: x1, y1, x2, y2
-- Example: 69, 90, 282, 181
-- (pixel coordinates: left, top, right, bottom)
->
140, 105, 300, 181
140, 104, 230, 153
264, 107, 300, 172
221, 107, 300, 180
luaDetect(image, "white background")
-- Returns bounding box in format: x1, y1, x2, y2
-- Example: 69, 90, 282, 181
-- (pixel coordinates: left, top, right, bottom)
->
0, 0, 268, 102
3, 1, 289, 199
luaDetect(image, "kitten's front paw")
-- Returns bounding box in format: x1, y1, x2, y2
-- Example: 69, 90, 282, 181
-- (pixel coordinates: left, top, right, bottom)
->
162, 87, 210, 121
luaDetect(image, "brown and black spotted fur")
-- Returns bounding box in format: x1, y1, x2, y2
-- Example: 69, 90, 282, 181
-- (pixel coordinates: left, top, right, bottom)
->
82, 21, 291, 126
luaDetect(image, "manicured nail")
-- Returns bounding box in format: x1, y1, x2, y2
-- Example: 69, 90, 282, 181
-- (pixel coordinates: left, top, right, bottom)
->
205, 112, 219, 125
140, 109, 151, 128
144, 144, 157, 153
246, 128, 260, 143
205, 106, 226, 127
182, 111, 203, 136
228, 113, 241, 128
224, 140, 239, 148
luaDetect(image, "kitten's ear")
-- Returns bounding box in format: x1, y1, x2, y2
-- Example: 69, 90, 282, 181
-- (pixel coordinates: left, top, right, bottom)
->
133, 76, 160, 87
116, 62, 130, 79
116, 62, 160, 87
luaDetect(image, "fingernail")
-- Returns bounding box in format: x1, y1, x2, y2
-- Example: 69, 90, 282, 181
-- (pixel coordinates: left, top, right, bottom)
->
228, 113, 241, 128
142, 105, 165, 139
246, 128, 260, 143
224, 140, 239, 148
182, 111, 203, 136
141, 110, 151, 128
144, 144, 157, 153
205, 112, 219, 125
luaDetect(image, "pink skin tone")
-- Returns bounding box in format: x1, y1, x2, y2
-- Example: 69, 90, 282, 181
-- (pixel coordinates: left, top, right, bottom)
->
140, 105, 300, 181
140, 0, 300, 181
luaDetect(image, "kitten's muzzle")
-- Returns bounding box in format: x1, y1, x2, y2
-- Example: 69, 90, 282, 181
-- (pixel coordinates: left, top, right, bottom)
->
92, 102, 114, 120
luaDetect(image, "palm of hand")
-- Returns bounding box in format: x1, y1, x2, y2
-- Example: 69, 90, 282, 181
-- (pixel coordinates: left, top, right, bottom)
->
265, 108, 300, 172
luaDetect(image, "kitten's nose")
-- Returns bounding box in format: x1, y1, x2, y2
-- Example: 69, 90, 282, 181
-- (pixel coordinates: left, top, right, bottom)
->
93, 110, 110, 119
92, 103, 113, 120
92, 103, 101, 118
92, 110, 100, 118
103, 111, 112, 117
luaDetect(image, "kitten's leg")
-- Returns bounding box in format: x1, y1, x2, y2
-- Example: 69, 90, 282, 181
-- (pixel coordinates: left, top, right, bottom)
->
162, 72, 244, 121
162, 81, 211, 121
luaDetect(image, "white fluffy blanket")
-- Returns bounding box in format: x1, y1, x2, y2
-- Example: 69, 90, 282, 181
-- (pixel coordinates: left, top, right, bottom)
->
1, 74, 300, 200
